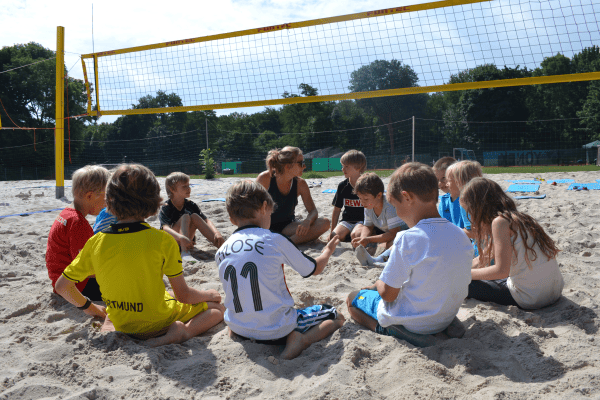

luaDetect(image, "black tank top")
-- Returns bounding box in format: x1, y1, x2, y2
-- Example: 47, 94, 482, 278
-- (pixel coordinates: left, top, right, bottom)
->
268, 175, 298, 224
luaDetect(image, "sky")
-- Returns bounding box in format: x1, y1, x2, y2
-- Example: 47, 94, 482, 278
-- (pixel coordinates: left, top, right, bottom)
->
2, 0, 598, 124
1, 0, 420, 122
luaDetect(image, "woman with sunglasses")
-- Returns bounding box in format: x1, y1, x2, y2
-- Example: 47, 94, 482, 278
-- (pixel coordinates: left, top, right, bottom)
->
257, 146, 330, 244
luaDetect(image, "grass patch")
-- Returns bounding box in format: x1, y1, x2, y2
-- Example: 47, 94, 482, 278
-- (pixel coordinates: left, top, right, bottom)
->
183, 165, 599, 180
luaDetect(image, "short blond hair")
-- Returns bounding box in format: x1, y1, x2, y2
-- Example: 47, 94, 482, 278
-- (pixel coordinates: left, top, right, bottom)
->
165, 172, 189, 199
226, 180, 276, 221
71, 165, 110, 198
340, 150, 367, 173
446, 160, 483, 189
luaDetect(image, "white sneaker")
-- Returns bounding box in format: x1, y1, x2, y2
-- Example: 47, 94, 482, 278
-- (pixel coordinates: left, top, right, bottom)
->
355, 245, 375, 267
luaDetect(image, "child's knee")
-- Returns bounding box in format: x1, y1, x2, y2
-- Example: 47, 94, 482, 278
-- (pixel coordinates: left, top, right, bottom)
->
346, 290, 360, 308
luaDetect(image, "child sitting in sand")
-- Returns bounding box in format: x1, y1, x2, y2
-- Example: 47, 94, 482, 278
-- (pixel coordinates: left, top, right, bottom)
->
352, 172, 407, 266
359, 156, 461, 268
159, 172, 225, 251
433, 156, 457, 222
55, 164, 225, 347
329, 150, 367, 242
46, 165, 110, 302
462, 177, 564, 309
351, 173, 407, 251
216, 180, 345, 360
347, 163, 473, 344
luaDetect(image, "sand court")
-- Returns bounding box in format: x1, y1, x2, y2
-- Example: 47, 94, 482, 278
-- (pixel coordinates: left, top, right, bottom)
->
1, 170, 599, 399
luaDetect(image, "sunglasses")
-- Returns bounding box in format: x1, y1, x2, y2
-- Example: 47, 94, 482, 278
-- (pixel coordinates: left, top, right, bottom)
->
294, 160, 306, 167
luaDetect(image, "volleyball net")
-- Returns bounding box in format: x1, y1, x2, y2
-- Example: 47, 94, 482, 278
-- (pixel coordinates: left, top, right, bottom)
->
81, 0, 600, 117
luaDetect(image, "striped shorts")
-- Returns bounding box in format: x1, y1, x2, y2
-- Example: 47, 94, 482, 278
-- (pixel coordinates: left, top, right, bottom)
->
295, 304, 338, 333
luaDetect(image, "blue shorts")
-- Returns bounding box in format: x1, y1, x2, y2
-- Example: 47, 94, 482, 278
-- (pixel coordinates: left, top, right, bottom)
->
351, 289, 381, 321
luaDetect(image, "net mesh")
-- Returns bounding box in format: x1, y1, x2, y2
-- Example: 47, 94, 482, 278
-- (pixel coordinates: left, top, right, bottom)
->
85, 0, 600, 114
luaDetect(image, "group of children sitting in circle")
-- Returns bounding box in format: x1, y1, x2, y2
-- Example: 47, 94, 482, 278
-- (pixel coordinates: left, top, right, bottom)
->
44, 146, 564, 359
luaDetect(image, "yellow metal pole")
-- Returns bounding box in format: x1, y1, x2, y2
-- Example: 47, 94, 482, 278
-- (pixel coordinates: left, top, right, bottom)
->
55, 26, 65, 199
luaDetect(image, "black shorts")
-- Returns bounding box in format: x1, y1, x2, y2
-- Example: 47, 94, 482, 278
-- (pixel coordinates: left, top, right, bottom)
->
270, 219, 295, 234
234, 333, 288, 346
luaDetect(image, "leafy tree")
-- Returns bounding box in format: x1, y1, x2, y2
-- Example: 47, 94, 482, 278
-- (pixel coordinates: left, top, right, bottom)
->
200, 148, 216, 179
279, 84, 335, 151
349, 59, 428, 155
577, 80, 600, 141
0, 42, 89, 177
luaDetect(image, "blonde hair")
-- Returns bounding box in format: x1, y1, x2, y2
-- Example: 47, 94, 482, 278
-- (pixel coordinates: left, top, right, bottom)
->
106, 164, 163, 221
388, 162, 438, 203
226, 180, 276, 221
461, 177, 559, 269
354, 172, 384, 197
71, 165, 110, 198
340, 150, 367, 173
265, 146, 302, 175
165, 172, 189, 199
446, 160, 483, 189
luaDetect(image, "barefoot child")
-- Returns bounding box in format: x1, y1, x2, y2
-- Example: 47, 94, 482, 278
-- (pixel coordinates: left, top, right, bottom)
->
329, 150, 366, 242
217, 180, 345, 360
56, 164, 224, 346
159, 172, 225, 251
347, 163, 473, 344
46, 165, 110, 302
351, 173, 407, 265
462, 177, 563, 309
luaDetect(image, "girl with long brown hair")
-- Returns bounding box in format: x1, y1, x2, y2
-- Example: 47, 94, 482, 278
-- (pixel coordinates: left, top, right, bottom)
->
461, 177, 563, 309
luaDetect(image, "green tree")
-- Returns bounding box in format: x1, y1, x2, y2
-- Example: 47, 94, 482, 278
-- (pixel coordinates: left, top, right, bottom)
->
0, 42, 89, 178
279, 84, 335, 151
349, 59, 427, 155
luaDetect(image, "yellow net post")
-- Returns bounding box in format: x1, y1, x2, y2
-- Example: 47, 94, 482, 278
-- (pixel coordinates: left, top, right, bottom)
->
55, 26, 65, 199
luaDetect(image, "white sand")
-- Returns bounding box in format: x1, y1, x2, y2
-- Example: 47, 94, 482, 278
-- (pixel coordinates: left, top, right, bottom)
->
1, 170, 599, 399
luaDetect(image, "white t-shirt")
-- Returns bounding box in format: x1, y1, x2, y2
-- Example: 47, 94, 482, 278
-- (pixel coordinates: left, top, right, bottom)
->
507, 233, 564, 309
363, 197, 407, 231
215, 225, 316, 340
377, 218, 473, 334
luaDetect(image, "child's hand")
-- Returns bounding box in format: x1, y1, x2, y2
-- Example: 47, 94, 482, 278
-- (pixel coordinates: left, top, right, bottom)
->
351, 236, 369, 249
203, 289, 222, 303
296, 219, 311, 237
213, 233, 225, 248
84, 303, 107, 318
179, 236, 194, 250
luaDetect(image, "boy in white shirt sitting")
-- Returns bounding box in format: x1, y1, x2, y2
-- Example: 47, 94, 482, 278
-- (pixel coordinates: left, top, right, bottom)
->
217, 180, 345, 359
347, 163, 473, 346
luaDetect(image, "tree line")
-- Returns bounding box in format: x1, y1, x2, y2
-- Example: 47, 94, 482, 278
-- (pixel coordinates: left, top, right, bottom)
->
0, 42, 599, 178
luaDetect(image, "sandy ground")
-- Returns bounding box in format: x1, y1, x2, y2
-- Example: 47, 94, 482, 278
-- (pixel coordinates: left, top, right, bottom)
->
0, 170, 599, 400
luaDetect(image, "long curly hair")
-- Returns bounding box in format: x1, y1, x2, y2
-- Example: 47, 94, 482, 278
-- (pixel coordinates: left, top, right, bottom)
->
460, 177, 559, 268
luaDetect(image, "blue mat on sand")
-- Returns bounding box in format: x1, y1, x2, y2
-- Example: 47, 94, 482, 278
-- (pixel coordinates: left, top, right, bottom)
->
506, 180, 540, 184
568, 183, 600, 190
597, 179, 600, 184
201, 198, 226, 202
0, 207, 65, 219
322, 189, 337, 193
547, 179, 575, 184
507, 184, 540, 192
513, 194, 546, 200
